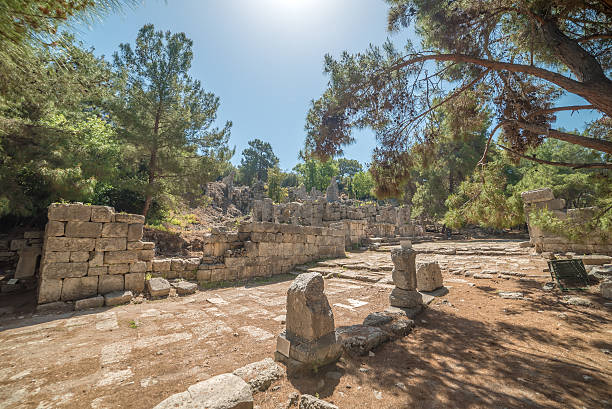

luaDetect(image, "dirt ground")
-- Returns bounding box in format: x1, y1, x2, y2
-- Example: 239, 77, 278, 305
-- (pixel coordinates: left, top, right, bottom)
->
0, 240, 610, 409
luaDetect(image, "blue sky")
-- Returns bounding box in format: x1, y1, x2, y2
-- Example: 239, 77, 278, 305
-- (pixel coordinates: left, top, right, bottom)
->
74, 0, 599, 170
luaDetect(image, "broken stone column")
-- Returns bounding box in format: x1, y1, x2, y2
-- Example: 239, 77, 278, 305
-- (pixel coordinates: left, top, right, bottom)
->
275, 272, 341, 372
389, 241, 423, 309
326, 177, 339, 202
416, 261, 443, 292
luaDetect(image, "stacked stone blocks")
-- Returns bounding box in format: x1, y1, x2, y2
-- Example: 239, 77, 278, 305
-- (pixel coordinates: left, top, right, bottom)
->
38, 203, 153, 305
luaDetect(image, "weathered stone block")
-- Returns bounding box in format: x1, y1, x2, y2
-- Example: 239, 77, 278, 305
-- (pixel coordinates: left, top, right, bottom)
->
96, 237, 127, 251
127, 241, 144, 250
127, 223, 144, 241
101, 222, 129, 238
70, 251, 90, 263
171, 258, 186, 271
114, 213, 145, 224
43, 262, 88, 279
61, 276, 98, 301
197, 269, 211, 282
416, 262, 443, 292
88, 266, 108, 276
99, 274, 124, 294
130, 261, 147, 273
75, 295, 105, 310
125, 273, 145, 292
37, 279, 62, 304
104, 290, 133, 306
10, 239, 27, 251
299, 395, 338, 409
139, 249, 155, 261
43, 251, 70, 263
152, 259, 171, 272
173, 281, 197, 295
48, 203, 91, 222
389, 288, 423, 308
65, 221, 102, 238
147, 277, 170, 297
15, 246, 41, 279
601, 280, 612, 299
104, 251, 139, 265
521, 188, 554, 204
90, 206, 114, 222
108, 264, 129, 275
46, 237, 95, 252
46, 221, 65, 237
89, 251, 104, 267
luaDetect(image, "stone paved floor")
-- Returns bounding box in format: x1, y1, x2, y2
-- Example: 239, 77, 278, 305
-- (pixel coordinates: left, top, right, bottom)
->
0, 240, 610, 409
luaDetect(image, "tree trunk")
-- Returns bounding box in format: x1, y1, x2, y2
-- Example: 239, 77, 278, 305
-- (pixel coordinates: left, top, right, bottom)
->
142, 146, 157, 218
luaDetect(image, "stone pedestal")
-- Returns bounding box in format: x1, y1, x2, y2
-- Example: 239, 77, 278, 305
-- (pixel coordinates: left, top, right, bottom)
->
275, 273, 341, 372
389, 242, 423, 309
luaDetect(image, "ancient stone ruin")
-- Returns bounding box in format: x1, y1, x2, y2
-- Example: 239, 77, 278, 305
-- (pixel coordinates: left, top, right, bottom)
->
522, 188, 612, 255
275, 272, 342, 372
388, 241, 423, 312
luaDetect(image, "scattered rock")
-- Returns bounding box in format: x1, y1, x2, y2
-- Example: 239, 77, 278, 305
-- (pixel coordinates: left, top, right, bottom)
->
542, 282, 556, 291
75, 295, 104, 310
601, 280, 612, 299
389, 288, 423, 308
336, 325, 389, 356
233, 358, 285, 392
498, 292, 524, 300
362, 312, 393, 327
104, 290, 133, 307
153, 373, 253, 409
147, 277, 171, 298
173, 281, 198, 296
562, 296, 593, 307
395, 382, 407, 391
299, 394, 338, 409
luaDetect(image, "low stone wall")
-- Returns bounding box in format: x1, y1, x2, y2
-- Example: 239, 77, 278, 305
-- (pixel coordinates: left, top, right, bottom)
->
37, 204, 154, 304
195, 222, 345, 283
522, 188, 612, 255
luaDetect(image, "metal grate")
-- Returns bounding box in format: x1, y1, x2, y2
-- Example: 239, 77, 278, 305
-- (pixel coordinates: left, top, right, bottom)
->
548, 259, 589, 291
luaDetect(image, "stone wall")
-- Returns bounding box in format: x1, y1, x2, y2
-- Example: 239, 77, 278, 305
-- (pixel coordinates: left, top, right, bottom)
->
252, 199, 415, 245
0, 230, 44, 294
195, 222, 345, 283
37, 204, 153, 305
522, 188, 612, 255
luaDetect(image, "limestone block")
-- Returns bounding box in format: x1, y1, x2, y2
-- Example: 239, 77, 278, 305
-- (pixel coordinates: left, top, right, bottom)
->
96, 237, 127, 251
197, 269, 211, 282
171, 258, 186, 271
108, 264, 129, 275
99, 274, 124, 294
88, 266, 108, 276
389, 288, 423, 308
125, 273, 145, 292
43, 251, 70, 263
416, 262, 443, 292
521, 188, 555, 204
37, 279, 63, 304
65, 221, 102, 238
15, 246, 41, 279
104, 290, 133, 306
141, 241, 155, 250
90, 206, 114, 222
42, 262, 88, 279
139, 249, 155, 261
46, 237, 95, 252
75, 296, 104, 310
104, 250, 139, 265
70, 251, 90, 263
152, 259, 171, 272
130, 261, 147, 273
153, 373, 253, 409
46, 221, 65, 237
184, 258, 200, 271
233, 358, 284, 393
172, 281, 197, 295
127, 223, 144, 241
601, 280, 612, 299
61, 276, 98, 301
48, 203, 92, 222
286, 273, 335, 342
127, 241, 144, 250
114, 213, 145, 224
10, 239, 27, 251
147, 277, 170, 297
89, 251, 104, 267
101, 223, 129, 238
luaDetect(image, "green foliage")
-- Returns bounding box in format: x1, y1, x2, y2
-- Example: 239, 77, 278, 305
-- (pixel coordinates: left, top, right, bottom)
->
293, 159, 338, 192
111, 24, 233, 219
266, 167, 288, 203
529, 205, 612, 244
238, 139, 279, 184
351, 171, 374, 200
